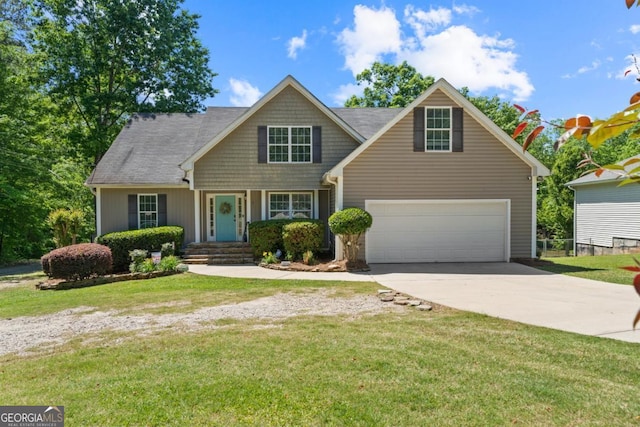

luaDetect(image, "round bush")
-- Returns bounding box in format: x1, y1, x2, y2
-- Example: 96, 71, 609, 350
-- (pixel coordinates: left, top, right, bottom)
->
42, 243, 112, 281
328, 208, 372, 235
283, 221, 324, 261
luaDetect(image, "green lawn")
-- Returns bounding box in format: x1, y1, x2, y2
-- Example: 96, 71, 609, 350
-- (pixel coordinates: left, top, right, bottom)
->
536, 254, 640, 285
1, 274, 640, 426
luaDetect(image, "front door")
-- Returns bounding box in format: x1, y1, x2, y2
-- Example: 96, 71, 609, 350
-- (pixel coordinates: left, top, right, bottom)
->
215, 195, 237, 241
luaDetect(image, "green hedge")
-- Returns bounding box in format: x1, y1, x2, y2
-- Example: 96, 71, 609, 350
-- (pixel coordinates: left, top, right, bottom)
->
283, 221, 324, 260
41, 243, 112, 280
96, 226, 184, 273
248, 219, 323, 258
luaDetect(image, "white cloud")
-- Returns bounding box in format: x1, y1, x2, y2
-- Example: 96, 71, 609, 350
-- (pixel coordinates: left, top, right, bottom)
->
399, 25, 533, 101
631, 24, 640, 34
331, 83, 363, 106
336, 4, 534, 102
336, 5, 402, 76
453, 4, 481, 16
405, 5, 451, 36
228, 78, 262, 107
287, 30, 307, 59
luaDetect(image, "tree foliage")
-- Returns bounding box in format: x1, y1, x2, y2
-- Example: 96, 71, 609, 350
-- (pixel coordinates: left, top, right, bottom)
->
345, 62, 522, 137
31, 0, 218, 162
345, 61, 435, 108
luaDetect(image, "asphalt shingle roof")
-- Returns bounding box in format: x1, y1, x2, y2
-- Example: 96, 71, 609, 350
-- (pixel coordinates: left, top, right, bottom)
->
567, 155, 640, 186
86, 106, 402, 186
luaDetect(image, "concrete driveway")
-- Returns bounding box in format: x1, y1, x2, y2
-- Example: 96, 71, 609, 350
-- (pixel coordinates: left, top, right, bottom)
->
188, 262, 640, 343
369, 262, 640, 343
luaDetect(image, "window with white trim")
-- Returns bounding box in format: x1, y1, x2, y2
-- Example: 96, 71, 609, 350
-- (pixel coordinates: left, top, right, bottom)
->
426, 107, 451, 152
268, 126, 312, 163
269, 193, 312, 219
138, 194, 158, 229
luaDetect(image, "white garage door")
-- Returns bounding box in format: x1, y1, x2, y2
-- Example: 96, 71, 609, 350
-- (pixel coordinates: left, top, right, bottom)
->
365, 200, 509, 263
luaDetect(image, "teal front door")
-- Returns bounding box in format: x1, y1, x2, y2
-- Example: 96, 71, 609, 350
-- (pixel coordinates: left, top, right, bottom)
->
215, 195, 236, 241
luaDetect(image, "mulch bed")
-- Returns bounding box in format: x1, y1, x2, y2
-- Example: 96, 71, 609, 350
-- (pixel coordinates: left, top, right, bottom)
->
260, 258, 370, 272
37, 270, 182, 291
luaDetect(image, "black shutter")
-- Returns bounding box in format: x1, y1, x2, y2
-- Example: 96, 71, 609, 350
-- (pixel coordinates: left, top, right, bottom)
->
312, 126, 322, 163
413, 107, 425, 152
452, 107, 463, 152
158, 194, 167, 226
258, 126, 267, 163
128, 194, 137, 230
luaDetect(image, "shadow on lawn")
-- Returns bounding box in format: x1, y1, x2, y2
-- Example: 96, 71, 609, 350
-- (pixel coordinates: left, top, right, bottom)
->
526, 259, 605, 275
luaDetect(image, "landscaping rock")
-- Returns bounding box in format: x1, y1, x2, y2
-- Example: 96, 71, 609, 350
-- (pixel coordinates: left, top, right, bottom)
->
379, 294, 395, 302
408, 300, 422, 306
327, 263, 341, 271
416, 304, 433, 311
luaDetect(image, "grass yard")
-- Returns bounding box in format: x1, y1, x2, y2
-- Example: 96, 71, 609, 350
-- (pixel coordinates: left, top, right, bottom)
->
536, 254, 640, 285
1, 272, 640, 425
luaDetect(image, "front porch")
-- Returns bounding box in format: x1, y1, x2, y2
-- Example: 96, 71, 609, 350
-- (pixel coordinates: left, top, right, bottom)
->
193, 189, 331, 247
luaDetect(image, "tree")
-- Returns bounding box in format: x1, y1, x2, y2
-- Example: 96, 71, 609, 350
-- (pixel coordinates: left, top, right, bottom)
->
31, 0, 218, 163
345, 62, 522, 137
328, 208, 373, 264
345, 61, 434, 108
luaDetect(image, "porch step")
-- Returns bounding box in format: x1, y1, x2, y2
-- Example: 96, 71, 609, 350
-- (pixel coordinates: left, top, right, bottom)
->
182, 242, 254, 265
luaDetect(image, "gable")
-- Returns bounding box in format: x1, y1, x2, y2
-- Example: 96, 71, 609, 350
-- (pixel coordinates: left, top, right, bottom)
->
192, 85, 362, 190
326, 79, 550, 179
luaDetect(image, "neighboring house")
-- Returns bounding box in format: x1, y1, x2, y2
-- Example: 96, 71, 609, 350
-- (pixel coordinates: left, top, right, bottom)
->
567, 156, 640, 255
86, 75, 550, 263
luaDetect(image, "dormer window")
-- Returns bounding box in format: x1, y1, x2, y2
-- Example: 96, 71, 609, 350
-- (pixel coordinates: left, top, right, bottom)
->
268, 126, 312, 163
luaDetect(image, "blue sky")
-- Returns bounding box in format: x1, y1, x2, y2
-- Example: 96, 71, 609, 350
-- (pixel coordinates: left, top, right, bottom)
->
183, 1, 640, 122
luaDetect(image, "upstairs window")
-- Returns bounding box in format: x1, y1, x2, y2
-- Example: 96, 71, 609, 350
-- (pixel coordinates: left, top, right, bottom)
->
268, 126, 312, 163
425, 107, 452, 152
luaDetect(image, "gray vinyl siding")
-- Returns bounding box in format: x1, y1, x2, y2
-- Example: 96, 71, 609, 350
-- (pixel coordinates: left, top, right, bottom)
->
575, 182, 640, 247
343, 89, 534, 259
249, 190, 262, 223
99, 187, 195, 244
193, 86, 360, 190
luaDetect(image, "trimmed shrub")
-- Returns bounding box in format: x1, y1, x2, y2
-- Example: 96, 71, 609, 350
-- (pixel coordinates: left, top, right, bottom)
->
249, 219, 323, 258
248, 220, 290, 257
97, 226, 184, 272
42, 243, 112, 280
328, 207, 373, 263
282, 221, 324, 261
41, 253, 51, 276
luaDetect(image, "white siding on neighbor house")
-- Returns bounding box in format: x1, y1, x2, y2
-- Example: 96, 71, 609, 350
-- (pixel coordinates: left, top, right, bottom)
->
574, 182, 640, 247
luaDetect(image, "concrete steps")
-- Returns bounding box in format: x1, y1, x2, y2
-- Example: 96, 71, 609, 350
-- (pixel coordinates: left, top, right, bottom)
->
182, 242, 254, 265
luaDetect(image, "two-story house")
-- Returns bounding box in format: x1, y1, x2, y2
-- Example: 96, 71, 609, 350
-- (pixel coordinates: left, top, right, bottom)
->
86, 75, 549, 263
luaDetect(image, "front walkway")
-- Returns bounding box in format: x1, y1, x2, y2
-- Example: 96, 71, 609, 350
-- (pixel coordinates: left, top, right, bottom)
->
188, 262, 640, 344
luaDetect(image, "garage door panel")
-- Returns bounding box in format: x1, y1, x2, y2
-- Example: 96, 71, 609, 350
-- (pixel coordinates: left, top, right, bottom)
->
366, 200, 508, 263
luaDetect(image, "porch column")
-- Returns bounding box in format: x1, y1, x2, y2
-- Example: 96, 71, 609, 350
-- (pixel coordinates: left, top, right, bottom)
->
194, 190, 201, 243
246, 190, 252, 223
261, 190, 267, 220
334, 177, 344, 260
95, 187, 102, 237
246, 190, 251, 242
313, 190, 319, 219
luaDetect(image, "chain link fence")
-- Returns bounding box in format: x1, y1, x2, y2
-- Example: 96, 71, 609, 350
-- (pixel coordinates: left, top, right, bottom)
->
536, 239, 574, 257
